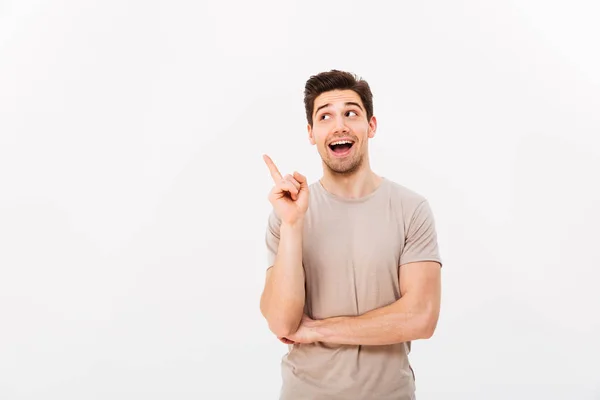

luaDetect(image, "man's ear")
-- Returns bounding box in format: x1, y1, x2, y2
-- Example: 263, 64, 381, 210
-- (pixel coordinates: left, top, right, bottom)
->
368, 115, 377, 139
308, 124, 316, 145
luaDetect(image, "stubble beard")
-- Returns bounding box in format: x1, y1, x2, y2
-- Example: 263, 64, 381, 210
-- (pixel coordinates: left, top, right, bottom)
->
322, 149, 364, 176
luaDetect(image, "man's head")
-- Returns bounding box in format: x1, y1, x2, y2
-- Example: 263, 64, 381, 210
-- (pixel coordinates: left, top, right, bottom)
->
304, 70, 377, 175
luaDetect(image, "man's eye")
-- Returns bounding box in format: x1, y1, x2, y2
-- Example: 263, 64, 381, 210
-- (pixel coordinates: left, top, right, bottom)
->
347, 111, 357, 117
321, 114, 330, 120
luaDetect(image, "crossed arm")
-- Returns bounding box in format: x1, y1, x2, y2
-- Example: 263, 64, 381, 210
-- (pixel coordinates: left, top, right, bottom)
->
282, 260, 442, 346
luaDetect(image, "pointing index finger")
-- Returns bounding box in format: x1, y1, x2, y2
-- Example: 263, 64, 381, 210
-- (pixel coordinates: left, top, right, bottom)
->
263, 154, 282, 182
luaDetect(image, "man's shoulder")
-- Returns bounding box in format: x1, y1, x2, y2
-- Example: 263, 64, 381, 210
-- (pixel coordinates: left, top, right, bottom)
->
307, 180, 321, 191
384, 178, 428, 206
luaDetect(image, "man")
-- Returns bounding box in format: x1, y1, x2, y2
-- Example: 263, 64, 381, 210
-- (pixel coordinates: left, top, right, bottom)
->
260, 70, 442, 400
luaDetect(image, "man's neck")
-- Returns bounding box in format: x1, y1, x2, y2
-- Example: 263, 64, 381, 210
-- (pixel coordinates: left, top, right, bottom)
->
319, 167, 383, 200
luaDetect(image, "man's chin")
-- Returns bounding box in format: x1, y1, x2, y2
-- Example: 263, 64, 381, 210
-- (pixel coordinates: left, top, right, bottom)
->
324, 159, 362, 175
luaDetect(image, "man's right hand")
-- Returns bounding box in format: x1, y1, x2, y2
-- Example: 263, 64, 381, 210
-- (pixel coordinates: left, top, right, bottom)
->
263, 154, 309, 226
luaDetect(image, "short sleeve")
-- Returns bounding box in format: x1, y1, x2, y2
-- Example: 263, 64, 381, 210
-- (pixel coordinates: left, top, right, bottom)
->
399, 200, 442, 267
265, 209, 281, 269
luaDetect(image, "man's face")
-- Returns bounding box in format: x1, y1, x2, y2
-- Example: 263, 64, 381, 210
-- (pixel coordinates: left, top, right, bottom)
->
308, 89, 377, 175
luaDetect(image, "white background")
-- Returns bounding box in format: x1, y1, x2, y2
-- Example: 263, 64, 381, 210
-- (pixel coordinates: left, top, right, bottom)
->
1, 1, 599, 399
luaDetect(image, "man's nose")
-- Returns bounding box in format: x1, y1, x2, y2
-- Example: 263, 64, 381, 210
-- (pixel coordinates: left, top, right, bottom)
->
333, 116, 349, 133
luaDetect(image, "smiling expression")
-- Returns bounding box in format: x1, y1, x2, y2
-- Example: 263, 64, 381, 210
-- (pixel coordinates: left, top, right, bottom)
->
308, 89, 377, 175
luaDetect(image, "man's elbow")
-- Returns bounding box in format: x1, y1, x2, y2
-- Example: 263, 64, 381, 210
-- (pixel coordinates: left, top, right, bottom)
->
420, 324, 436, 339
260, 300, 302, 337
268, 320, 300, 338
419, 312, 439, 339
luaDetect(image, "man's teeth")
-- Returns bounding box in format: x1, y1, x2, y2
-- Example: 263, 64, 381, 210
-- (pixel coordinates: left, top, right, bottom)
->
331, 140, 353, 146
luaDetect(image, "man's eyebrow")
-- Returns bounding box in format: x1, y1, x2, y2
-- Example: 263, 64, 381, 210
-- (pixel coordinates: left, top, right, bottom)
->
345, 102, 364, 111
314, 101, 364, 116
314, 103, 330, 116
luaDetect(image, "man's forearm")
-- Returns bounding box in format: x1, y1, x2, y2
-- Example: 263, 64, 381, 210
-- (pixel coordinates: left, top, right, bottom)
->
312, 296, 435, 346
260, 221, 305, 337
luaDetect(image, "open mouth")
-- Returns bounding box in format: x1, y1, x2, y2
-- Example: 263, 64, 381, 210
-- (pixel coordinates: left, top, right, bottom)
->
328, 140, 354, 155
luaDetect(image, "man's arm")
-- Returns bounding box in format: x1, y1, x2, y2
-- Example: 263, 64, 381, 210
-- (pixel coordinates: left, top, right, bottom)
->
260, 220, 306, 338
292, 260, 441, 346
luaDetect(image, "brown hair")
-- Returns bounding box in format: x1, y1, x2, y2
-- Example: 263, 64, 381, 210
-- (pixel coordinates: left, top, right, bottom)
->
303, 70, 374, 126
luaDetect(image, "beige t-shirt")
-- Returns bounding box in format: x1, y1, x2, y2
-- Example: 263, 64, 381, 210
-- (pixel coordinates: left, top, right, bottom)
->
265, 177, 442, 400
